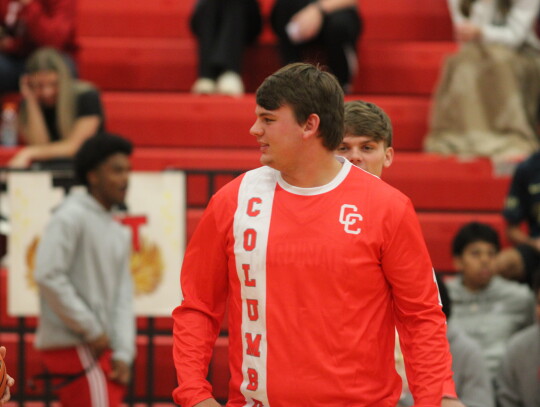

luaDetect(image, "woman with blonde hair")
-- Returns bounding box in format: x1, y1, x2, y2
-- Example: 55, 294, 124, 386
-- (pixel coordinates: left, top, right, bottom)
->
425, 0, 540, 160
8, 47, 105, 168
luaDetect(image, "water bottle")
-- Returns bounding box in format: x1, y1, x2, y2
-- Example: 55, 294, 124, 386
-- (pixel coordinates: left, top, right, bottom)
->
0, 102, 18, 147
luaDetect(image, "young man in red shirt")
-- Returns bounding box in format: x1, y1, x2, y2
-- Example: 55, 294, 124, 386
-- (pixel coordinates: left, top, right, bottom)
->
173, 63, 459, 407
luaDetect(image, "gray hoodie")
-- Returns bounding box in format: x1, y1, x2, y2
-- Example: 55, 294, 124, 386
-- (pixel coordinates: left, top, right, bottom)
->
34, 191, 135, 364
496, 324, 540, 407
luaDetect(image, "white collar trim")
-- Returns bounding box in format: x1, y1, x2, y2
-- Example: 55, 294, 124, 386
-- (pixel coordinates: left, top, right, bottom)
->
276, 156, 351, 196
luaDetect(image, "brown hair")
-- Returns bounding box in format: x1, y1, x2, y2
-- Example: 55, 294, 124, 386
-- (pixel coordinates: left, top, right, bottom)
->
460, 0, 511, 18
20, 47, 95, 139
344, 100, 393, 147
256, 63, 344, 151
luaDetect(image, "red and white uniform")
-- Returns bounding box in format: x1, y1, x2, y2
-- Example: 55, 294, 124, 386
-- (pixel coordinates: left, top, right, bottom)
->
173, 159, 456, 407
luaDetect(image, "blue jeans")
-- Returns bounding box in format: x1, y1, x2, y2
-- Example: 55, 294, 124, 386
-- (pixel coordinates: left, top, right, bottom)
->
0, 53, 25, 93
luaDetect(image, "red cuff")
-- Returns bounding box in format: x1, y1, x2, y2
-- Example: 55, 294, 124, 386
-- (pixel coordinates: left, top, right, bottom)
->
442, 376, 457, 399
172, 380, 214, 407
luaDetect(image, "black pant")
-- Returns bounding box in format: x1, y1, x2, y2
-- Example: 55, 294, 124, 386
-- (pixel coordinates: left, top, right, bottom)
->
190, 0, 262, 79
271, 0, 362, 88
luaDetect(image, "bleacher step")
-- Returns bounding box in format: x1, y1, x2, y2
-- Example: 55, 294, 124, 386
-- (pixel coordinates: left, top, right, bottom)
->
78, 38, 456, 94
77, 0, 452, 42
100, 93, 429, 152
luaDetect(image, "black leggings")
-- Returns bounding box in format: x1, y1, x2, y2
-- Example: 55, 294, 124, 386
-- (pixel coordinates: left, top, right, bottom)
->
271, 0, 362, 88
190, 0, 262, 78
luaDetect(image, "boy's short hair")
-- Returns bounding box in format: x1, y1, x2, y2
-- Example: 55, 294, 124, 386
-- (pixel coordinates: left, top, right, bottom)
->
256, 63, 344, 151
452, 222, 501, 257
75, 133, 133, 186
344, 100, 393, 147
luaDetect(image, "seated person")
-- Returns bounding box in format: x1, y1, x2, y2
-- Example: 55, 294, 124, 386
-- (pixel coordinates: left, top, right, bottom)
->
190, 0, 262, 96
495, 151, 540, 288
425, 0, 540, 160
271, 0, 362, 92
0, 0, 77, 93
446, 222, 535, 378
8, 47, 104, 168
399, 274, 495, 407
424, 0, 540, 159
336, 100, 394, 177
496, 273, 540, 407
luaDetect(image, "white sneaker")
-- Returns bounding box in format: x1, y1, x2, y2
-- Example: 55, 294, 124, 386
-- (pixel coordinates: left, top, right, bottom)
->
216, 71, 244, 96
191, 78, 217, 94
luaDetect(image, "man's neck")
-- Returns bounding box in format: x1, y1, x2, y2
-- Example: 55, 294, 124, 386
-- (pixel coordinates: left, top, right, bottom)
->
89, 190, 112, 211
280, 153, 343, 188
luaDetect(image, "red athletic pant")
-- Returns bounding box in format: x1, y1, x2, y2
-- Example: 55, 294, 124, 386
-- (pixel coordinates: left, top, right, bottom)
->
39, 346, 126, 407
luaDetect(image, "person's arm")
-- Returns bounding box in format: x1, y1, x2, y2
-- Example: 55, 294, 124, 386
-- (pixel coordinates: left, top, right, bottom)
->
34, 211, 105, 343
318, 0, 357, 13
506, 224, 537, 247
109, 232, 135, 385
446, 0, 466, 26
382, 199, 457, 405
10, 116, 99, 167
12, 88, 103, 168
18, 0, 75, 49
480, 0, 540, 48
0, 346, 15, 406
287, 0, 357, 44
172, 196, 230, 407
18, 74, 50, 145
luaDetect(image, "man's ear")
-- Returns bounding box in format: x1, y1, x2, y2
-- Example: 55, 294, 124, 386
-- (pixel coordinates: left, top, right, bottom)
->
302, 113, 321, 140
384, 147, 395, 169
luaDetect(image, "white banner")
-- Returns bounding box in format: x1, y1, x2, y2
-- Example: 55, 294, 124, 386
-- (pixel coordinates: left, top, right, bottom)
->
7, 171, 185, 316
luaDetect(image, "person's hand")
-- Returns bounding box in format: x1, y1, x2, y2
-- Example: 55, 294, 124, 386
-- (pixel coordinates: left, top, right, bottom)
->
87, 334, 110, 359
0, 346, 15, 406
529, 237, 540, 252
442, 398, 466, 407
109, 359, 131, 385
19, 75, 36, 101
288, 2, 324, 43
193, 398, 222, 407
7, 147, 33, 168
493, 248, 525, 281
455, 21, 482, 42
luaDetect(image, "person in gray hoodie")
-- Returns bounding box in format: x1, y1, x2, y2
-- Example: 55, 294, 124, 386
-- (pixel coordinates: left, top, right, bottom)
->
34, 133, 135, 407
496, 273, 540, 407
446, 222, 535, 379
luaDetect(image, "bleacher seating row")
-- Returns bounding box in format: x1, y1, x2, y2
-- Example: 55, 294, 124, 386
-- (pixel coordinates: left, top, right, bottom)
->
75, 0, 456, 93
101, 94, 430, 151
78, 38, 456, 94
77, 0, 453, 41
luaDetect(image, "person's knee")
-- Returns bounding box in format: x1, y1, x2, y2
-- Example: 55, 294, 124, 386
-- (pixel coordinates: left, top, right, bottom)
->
322, 10, 359, 44
493, 248, 525, 280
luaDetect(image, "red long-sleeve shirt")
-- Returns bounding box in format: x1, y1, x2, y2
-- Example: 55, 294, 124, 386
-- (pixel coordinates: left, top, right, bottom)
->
0, 0, 76, 57
173, 161, 456, 407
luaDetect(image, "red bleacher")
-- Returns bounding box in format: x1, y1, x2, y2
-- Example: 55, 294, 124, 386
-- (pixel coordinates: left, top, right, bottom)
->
0, 0, 515, 404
